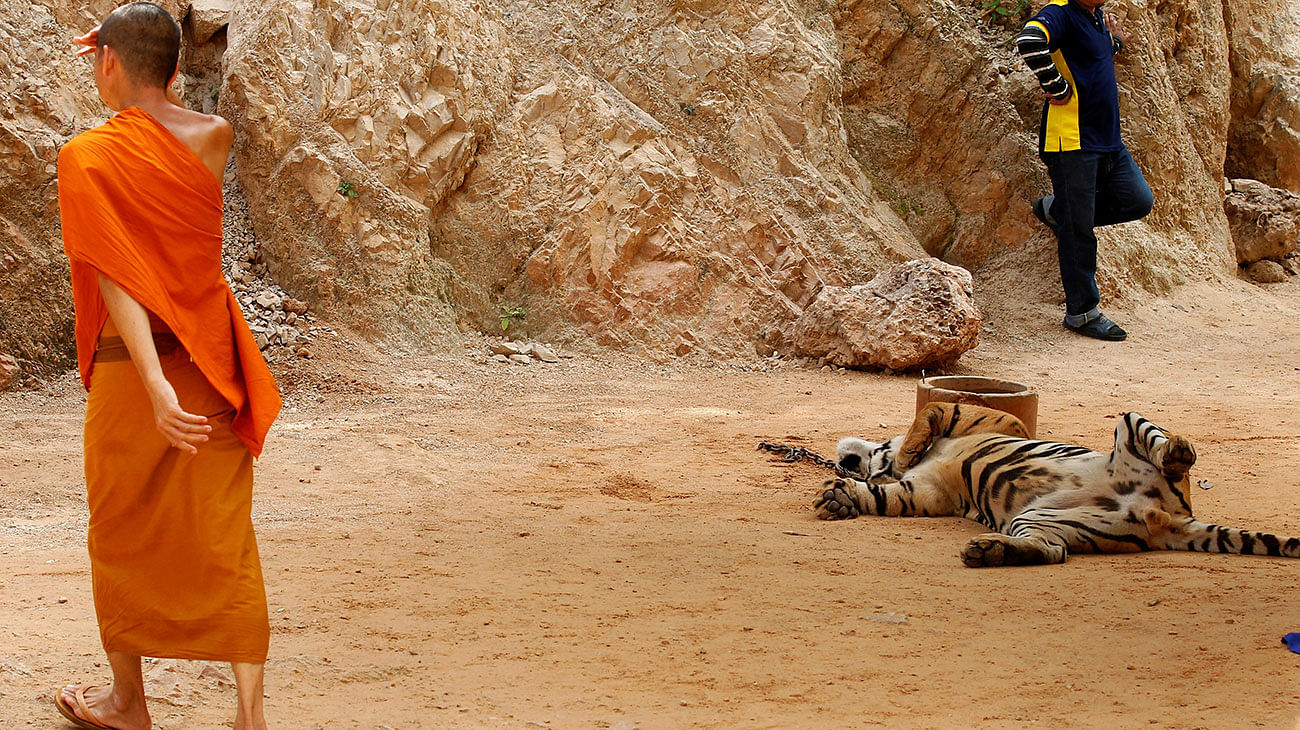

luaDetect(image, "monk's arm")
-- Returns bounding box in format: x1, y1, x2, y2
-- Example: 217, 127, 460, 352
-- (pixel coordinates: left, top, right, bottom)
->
97, 273, 211, 453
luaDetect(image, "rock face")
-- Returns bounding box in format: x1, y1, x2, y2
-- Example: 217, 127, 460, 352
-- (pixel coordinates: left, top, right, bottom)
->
1224, 179, 1300, 264
0, 2, 103, 378
834, 0, 1046, 267
834, 0, 1236, 291
219, 0, 1246, 360
4, 0, 1300, 372
442, 2, 929, 358
1225, 0, 1300, 192
219, 0, 524, 347
221, 0, 924, 358
0, 0, 202, 378
791, 258, 981, 371
187, 0, 231, 45
0, 353, 18, 390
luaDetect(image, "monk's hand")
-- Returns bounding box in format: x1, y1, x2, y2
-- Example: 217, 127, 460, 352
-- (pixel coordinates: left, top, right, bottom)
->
73, 25, 100, 57
145, 376, 212, 454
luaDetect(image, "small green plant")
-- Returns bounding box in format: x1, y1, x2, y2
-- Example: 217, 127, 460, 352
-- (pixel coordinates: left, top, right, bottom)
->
499, 305, 526, 332
978, 0, 1030, 29
682, 104, 696, 116
336, 180, 358, 199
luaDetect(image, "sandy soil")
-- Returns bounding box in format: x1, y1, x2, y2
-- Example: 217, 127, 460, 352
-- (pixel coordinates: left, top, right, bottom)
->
2, 275, 1300, 729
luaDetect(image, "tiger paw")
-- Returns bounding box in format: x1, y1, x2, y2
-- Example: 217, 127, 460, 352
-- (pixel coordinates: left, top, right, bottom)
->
814, 479, 861, 520
1161, 435, 1197, 479
961, 534, 1009, 567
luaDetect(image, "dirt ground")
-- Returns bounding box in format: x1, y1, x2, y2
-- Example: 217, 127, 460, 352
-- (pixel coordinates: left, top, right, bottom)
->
2, 275, 1299, 729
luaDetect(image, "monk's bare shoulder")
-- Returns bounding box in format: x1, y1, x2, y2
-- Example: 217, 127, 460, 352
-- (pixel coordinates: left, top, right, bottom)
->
191, 114, 232, 183
199, 112, 233, 161
167, 107, 230, 151
155, 105, 232, 180
199, 111, 232, 144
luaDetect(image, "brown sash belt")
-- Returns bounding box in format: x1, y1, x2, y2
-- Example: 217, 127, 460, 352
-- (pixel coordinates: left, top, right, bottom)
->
93, 333, 183, 363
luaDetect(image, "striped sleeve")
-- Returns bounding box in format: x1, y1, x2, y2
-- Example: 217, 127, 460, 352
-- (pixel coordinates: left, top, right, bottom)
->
1016, 22, 1071, 101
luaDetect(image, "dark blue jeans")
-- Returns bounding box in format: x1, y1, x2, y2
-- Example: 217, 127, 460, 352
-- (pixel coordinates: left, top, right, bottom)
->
1042, 147, 1153, 317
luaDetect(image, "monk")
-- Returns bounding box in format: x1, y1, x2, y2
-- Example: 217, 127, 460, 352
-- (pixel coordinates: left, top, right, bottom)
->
56, 4, 280, 729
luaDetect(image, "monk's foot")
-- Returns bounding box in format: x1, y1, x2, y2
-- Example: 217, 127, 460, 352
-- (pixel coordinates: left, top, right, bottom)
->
58, 684, 151, 730
234, 708, 268, 730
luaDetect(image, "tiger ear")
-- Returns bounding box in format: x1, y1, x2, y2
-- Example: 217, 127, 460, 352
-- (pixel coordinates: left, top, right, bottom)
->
1143, 507, 1173, 535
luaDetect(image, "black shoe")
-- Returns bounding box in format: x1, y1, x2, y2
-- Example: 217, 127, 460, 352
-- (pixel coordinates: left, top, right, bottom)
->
1064, 313, 1127, 341
1033, 195, 1058, 231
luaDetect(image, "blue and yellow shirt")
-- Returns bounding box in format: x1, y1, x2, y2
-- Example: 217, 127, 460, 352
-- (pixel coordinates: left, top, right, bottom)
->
1024, 0, 1123, 153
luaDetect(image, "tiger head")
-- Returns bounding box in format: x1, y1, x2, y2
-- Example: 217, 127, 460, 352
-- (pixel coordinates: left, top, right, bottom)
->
836, 435, 904, 482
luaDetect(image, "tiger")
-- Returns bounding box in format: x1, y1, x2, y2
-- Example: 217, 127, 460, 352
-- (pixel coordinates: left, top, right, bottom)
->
837, 403, 1029, 483
816, 410, 1300, 566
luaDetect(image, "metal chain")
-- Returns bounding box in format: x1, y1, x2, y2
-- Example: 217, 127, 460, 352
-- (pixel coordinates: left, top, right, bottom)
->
756, 441, 858, 479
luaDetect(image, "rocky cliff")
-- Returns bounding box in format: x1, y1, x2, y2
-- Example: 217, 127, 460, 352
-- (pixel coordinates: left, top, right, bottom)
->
0, 0, 207, 381
1225, 0, 1300, 191
221, 0, 926, 359
3, 0, 1298, 379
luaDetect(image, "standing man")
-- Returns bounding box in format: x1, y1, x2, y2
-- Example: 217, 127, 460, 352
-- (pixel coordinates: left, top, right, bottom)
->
1017, 0, 1153, 341
56, 4, 280, 729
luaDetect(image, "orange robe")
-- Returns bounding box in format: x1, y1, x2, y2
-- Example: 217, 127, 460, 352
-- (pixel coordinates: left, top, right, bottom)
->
59, 106, 280, 663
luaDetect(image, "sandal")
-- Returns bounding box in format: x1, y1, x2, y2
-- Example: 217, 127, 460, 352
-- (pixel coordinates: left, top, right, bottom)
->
54, 685, 116, 729
1064, 313, 1127, 341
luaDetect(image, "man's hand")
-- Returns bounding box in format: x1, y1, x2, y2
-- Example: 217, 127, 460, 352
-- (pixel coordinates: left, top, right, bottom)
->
1047, 84, 1073, 106
73, 25, 99, 57
145, 376, 212, 454
1106, 11, 1127, 46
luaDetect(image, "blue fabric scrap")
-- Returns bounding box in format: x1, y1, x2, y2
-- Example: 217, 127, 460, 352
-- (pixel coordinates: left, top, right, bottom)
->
1284, 633, 1300, 655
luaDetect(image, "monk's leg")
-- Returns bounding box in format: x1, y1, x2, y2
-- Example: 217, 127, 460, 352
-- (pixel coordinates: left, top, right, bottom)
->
232, 661, 267, 730
60, 651, 150, 730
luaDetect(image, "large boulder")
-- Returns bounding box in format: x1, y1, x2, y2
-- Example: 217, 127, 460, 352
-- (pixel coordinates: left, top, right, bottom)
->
1224, 178, 1300, 264
791, 258, 981, 371
1245, 259, 1288, 283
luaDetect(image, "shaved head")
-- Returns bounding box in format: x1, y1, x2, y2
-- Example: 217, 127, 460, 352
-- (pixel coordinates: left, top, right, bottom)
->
97, 2, 180, 89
